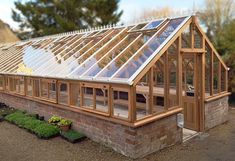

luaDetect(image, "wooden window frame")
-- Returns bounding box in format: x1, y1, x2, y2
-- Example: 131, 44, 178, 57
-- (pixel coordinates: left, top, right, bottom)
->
111, 86, 131, 121
80, 82, 110, 116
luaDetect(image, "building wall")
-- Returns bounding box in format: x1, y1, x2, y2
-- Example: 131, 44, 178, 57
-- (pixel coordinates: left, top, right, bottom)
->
205, 96, 229, 130
0, 92, 182, 158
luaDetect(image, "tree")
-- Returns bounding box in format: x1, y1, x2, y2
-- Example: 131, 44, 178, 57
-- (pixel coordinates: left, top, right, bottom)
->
197, 0, 235, 54
137, 7, 174, 20
197, 0, 235, 102
12, 0, 123, 39
220, 20, 235, 98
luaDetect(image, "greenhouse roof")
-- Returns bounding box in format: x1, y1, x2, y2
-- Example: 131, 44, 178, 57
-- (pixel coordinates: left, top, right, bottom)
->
0, 15, 191, 85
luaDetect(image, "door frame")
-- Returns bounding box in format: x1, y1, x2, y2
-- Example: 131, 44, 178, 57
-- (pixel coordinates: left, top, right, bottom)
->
181, 52, 204, 132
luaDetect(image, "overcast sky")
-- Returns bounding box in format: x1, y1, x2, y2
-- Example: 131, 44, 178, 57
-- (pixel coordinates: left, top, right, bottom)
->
0, 0, 204, 30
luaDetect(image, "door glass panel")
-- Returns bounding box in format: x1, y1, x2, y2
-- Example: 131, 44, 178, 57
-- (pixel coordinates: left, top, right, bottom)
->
182, 54, 195, 97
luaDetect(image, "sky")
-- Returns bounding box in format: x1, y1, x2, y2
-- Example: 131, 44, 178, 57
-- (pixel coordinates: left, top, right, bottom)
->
0, 0, 204, 30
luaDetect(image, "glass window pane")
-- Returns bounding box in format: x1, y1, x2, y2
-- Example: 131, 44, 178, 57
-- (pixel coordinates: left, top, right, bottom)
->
26, 78, 33, 96
153, 55, 166, 113
95, 88, 108, 112
194, 28, 203, 48
19, 76, 25, 94
15, 78, 20, 93
136, 72, 150, 120
70, 83, 80, 107
168, 45, 179, 108
213, 56, 219, 94
113, 89, 129, 119
34, 79, 40, 97
221, 66, 226, 92
0, 76, 4, 90
40, 80, 48, 98
9, 77, 16, 92
112, 17, 186, 79
49, 81, 56, 101
182, 54, 194, 98
58, 83, 68, 104
181, 25, 191, 48
5, 77, 9, 91
82, 87, 94, 109
205, 43, 212, 97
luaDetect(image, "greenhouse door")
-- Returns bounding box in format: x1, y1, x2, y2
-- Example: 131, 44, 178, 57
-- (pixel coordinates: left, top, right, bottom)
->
182, 53, 202, 131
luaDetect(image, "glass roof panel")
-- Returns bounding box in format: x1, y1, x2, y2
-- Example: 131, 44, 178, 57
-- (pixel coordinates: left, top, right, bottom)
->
144, 20, 163, 29
0, 16, 191, 85
67, 28, 124, 77
95, 32, 154, 78
48, 29, 121, 77
83, 33, 141, 77
111, 17, 187, 80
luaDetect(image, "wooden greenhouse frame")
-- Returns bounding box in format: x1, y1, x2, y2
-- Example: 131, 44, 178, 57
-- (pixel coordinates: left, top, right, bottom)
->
0, 15, 230, 132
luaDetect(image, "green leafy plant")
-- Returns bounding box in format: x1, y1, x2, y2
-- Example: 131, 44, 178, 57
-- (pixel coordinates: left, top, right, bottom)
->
48, 115, 61, 124
33, 123, 60, 139
58, 119, 72, 126
5, 111, 59, 139
60, 129, 86, 143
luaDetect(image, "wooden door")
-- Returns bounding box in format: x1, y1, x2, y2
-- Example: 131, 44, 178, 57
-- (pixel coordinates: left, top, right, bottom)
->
182, 53, 202, 131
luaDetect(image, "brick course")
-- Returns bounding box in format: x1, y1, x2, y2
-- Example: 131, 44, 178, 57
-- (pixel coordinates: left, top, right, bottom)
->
205, 96, 229, 130
0, 92, 182, 158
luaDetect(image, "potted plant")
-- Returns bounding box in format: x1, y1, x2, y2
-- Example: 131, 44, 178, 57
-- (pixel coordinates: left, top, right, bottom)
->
58, 119, 72, 131
48, 115, 61, 125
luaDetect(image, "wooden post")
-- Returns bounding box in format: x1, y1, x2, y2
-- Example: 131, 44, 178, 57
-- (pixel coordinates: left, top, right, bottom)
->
200, 36, 206, 132
149, 67, 153, 114
129, 86, 136, 122
178, 36, 182, 108
164, 52, 169, 110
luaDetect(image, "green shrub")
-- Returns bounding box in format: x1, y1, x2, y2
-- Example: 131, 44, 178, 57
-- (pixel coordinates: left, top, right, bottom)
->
33, 123, 60, 139
60, 130, 86, 143
58, 119, 72, 126
48, 115, 61, 124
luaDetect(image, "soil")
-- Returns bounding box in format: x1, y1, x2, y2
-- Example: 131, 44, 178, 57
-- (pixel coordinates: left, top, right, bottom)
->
0, 108, 235, 161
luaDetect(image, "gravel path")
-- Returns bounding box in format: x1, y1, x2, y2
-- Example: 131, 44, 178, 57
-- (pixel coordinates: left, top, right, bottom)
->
1, 108, 235, 161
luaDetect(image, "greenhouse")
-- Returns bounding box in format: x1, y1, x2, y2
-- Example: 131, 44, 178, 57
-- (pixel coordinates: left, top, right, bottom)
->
0, 15, 230, 158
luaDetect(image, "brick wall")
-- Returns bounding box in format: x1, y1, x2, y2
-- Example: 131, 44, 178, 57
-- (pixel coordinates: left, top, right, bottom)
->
205, 96, 229, 130
0, 92, 182, 158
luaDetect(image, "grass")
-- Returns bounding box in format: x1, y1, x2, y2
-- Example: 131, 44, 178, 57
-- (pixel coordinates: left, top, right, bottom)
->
5, 111, 59, 139
61, 129, 86, 143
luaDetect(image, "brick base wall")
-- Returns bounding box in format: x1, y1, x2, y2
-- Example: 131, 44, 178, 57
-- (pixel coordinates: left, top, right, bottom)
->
0, 92, 182, 158
205, 96, 229, 130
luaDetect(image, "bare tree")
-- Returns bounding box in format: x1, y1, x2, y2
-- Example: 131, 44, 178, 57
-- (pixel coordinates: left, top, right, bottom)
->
197, 0, 235, 42
138, 7, 173, 20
